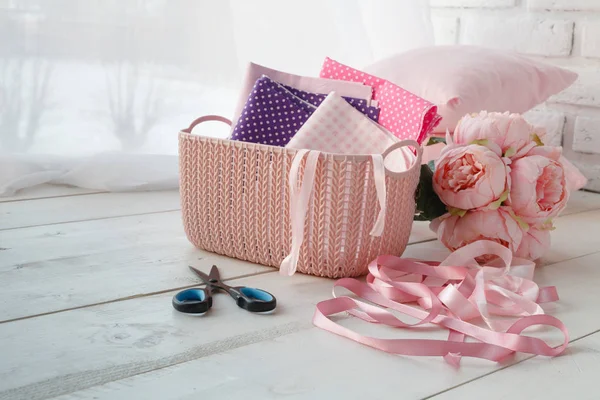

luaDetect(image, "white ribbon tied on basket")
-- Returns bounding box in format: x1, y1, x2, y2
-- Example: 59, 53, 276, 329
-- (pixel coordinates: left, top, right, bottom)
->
279, 151, 388, 276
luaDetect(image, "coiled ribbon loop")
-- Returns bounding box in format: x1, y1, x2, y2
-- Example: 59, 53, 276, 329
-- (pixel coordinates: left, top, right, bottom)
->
313, 240, 568, 365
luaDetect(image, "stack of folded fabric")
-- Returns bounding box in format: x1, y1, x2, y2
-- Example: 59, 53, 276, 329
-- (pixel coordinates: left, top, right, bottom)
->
228, 58, 441, 156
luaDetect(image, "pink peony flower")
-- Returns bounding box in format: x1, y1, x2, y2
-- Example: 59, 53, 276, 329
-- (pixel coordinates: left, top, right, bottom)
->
454, 111, 536, 158
525, 145, 562, 161
524, 136, 587, 191
431, 207, 524, 255
560, 155, 588, 191
515, 226, 551, 260
506, 155, 569, 225
433, 144, 508, 210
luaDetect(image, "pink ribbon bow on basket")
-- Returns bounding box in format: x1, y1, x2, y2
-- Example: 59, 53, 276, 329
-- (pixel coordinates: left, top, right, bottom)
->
313, 240, 568, 366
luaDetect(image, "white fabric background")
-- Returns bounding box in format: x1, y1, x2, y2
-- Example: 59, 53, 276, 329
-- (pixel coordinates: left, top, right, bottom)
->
0, 0, 434, 196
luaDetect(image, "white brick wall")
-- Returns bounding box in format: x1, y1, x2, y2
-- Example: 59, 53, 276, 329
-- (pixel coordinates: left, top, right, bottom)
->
432, 0, 600, 191
573, 117, 600, 154
523, 110, 565, 146
462, 16, 573, 56
432, 16, 459, 45
550, 67, 600, 106
582, 22, 600, 58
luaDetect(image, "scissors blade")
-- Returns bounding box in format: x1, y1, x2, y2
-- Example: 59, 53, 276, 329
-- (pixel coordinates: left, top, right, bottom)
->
208, 265, 221, 283
188, 265, 211, 284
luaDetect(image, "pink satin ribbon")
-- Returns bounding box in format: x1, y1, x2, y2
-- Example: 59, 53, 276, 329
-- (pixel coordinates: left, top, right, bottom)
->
313, 240, 569, 365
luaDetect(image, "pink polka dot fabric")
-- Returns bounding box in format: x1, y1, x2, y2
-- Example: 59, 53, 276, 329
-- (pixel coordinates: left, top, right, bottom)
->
320, 57, 441, 144
286, 91, 397, 155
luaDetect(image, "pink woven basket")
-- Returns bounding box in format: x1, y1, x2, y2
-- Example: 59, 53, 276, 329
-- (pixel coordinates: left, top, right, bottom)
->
179, 116, 422, 278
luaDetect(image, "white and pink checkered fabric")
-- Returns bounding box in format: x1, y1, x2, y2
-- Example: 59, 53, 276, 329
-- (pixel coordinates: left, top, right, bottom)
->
286, 91, 397, 155
320, 57, 441, 144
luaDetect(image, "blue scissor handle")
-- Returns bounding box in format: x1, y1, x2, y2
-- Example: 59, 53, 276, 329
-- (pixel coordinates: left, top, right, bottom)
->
229, 286, 277, 312
172, 287, 212, 314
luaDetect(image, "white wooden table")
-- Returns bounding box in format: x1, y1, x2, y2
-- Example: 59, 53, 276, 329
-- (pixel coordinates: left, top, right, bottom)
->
1, 185, 599, 400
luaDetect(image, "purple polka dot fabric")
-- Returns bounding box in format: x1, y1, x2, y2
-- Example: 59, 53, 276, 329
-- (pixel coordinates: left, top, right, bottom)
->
282, 84, 380, 122
230, 76, 317, 146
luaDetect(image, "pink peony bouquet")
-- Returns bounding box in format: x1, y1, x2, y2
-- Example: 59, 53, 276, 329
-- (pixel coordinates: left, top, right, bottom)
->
415, 111, 587, 261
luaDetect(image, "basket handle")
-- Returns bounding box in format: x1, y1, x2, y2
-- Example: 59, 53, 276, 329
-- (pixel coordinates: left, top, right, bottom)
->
381, 139, 423, 179
182, 115, 232, 133
368, 140, 422, 236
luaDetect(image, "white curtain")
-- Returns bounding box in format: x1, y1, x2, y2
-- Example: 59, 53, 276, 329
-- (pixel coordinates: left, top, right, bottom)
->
0, 0, 434, 196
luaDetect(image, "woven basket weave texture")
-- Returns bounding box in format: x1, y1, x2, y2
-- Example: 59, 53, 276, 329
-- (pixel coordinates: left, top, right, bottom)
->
179, 133, 420, 278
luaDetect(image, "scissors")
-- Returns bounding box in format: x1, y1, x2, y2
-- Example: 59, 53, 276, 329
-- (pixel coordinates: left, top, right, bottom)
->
172, 265, 276, 314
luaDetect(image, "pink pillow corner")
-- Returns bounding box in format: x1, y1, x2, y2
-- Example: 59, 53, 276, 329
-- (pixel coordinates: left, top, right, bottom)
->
364, 45, 578, 133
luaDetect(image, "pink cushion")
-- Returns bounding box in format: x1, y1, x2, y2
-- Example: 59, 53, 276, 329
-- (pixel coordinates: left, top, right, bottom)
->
364, 45, 578, 133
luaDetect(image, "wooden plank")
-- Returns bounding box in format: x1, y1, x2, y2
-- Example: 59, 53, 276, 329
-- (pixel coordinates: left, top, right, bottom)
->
0, 210, 435, 322
1, 186, 595, 234
0, 212, 184, 271
0, 196, 594, 322
541, 208, 600, 266
48, 327, 483, 400
427, 332, 600, 400
0, 211, 270, 322
408, 220, 436, 243
0, 185, 102, 203
0, 194, 596, 399
0, 245, 271, 323
0, 191, 181, 230
0, 273, 332, 400
562, 189, 600, 215
37, 250, 600, 400
1, 187, 595, 231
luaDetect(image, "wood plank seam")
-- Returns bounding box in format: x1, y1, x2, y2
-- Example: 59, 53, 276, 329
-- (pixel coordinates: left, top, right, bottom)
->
407, 237, 437, 246
0, 191, 105, 204
0, 239, 438, 323
422, 325, 600, 400
541, 249, 600, 268
0, 209, 182, 232
559, 207, 600, 217
0, 320, 315, 400
0, 270, 276, 325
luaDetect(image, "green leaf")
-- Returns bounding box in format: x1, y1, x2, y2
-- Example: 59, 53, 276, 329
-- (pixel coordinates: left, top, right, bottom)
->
413, 164, 448, 222
488, 189, 509, 210
515, 217, 529, 231
540, 219, 556, 231
470, 139, 489, 146
427, 160, 435, 172
507, 209, 530, 231
532, 133, 544, 146
448, 207, 467, 217
504, 147, 516, 158
426, 136, 447, 146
